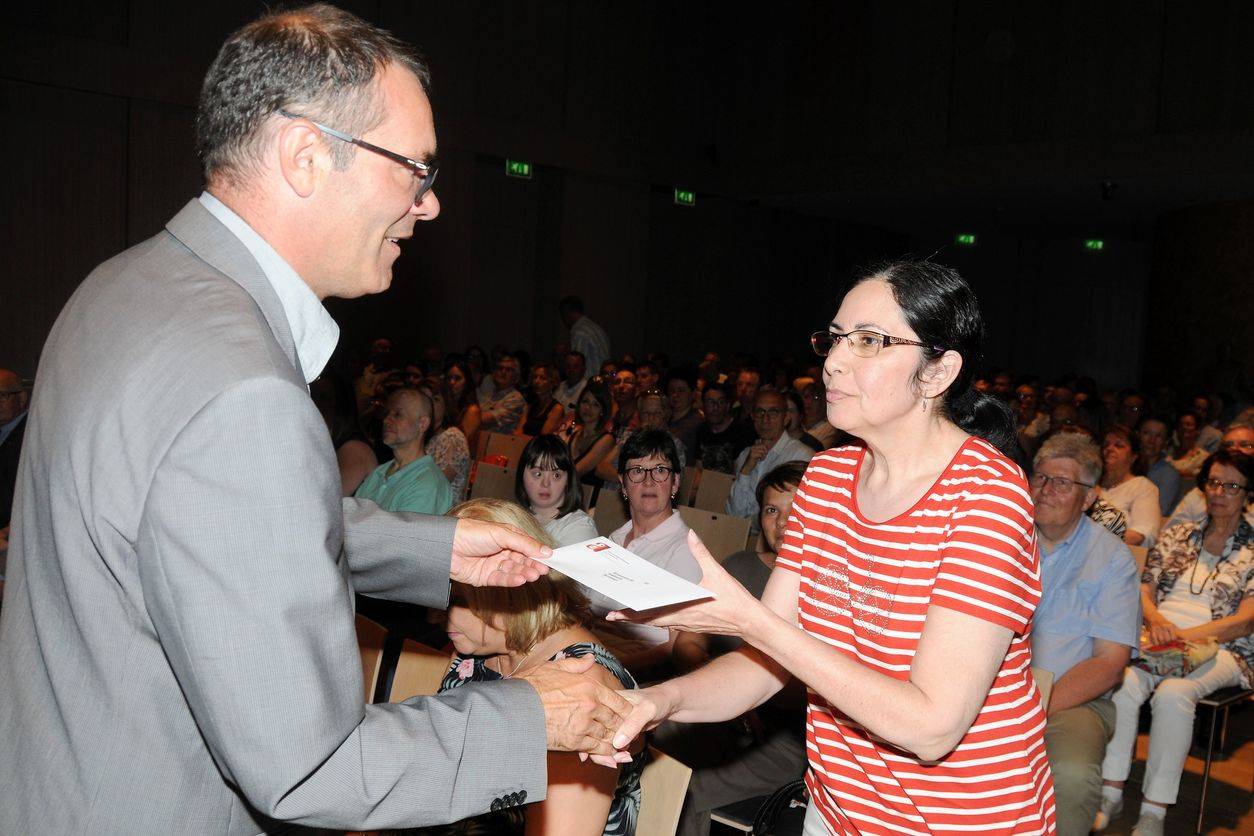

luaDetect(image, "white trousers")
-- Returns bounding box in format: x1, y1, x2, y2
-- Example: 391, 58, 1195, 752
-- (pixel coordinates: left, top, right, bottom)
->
803, 801, 830, 835
1100, 649, 1243, 804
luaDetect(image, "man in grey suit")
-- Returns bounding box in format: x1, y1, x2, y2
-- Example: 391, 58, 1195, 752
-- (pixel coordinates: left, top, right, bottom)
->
0, 6, 631, 833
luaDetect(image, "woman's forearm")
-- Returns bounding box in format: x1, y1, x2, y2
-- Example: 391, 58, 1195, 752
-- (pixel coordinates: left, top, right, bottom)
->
651, 643, 790, 725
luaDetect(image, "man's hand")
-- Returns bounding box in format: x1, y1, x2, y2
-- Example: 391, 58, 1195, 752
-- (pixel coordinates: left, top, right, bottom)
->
450, 517, 551, 588
520, 656, 635, 762
741, 440, 768, 473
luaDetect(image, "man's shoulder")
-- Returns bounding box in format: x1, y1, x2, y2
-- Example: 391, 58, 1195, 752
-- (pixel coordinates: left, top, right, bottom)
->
1076, 517, 1137, 578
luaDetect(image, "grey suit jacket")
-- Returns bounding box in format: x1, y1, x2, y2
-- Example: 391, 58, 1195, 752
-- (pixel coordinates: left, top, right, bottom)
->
0, 200, 547, 834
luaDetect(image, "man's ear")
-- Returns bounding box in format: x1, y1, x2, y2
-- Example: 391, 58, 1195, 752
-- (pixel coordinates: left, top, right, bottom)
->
922, 349, 963, 399
1081, 486, 1099, 512
275, 118, 330, 198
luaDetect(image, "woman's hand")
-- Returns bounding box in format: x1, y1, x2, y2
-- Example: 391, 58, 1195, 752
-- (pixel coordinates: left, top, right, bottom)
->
1144, 613, 1181, 647
605, 531, 762, 638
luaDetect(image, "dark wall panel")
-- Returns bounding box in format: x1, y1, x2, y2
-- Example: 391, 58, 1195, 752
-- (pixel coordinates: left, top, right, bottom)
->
127, 100, 202, 245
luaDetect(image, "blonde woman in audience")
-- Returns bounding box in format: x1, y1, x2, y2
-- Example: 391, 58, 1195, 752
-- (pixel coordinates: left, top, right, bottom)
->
516, 435, 597, 546
1099, 425, 1162, 547
412, 498, 644, 836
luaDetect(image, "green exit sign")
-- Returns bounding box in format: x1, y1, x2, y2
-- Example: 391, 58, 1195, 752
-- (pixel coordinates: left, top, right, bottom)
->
1083, 238, 1105, 251
955, 233, 977, 246
505, 159, 532, 179
674, 188, 696, 207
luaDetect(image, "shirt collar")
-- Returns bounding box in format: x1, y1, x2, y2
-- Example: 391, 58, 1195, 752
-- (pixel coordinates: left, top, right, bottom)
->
198, 192, 339, 383
614, 509, 685, 546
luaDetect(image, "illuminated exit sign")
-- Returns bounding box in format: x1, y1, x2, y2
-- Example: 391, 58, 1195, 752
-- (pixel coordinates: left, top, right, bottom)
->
505, 159, 532, 179
674, 188, 696, 207
955, 233, 977, 246
1083, 239, 1105, 251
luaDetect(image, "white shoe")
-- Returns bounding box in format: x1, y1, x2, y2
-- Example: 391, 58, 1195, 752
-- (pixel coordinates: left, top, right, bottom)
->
1130, 811, 1166, 836
1092, 793, 1122, 832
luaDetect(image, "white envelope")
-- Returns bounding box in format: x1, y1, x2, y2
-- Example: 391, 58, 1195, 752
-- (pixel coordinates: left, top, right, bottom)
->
540, 536, 714, 611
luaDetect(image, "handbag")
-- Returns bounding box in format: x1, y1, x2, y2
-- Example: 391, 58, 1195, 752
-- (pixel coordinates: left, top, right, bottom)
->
1135, 636, 1219, 677
750, 779, 808, 835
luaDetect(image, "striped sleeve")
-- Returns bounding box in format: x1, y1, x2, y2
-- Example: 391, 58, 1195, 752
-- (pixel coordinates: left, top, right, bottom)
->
929, 454, 1041, 634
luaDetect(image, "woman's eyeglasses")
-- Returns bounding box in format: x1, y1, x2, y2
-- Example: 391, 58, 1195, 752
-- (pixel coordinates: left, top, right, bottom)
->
1203, 477, 1248, 496
810, 330, 942, 359
624, 465, 674, 483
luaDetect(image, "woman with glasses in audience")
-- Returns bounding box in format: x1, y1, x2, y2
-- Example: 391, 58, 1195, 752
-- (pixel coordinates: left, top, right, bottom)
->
516, 434, 597, 547
520, 362, 566, 438
1099, 425, 1162, 547
1097, 450, 1254, 836
605, 261, 1056, 835
442, 360, 482, 456
413, 498, 644, 836
561, 377, 616, 487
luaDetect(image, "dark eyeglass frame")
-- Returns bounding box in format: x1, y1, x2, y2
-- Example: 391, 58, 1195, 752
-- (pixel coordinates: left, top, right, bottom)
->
1203, 477, 1249, 496
1028, 473, 1095, 493
623, 464, 675, 484
752, 407, 785, 419
277, 109, 438, 204
810, 330, 943, 359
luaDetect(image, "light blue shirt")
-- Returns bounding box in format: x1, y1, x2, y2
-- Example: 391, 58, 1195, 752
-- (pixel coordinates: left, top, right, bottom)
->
1032, 516, 1141, 682
354, 455, 452, 516
198, 192, 339, 383
725, 433, 815, 529
0, 412, 25, 450
1146, 457, 1182, 517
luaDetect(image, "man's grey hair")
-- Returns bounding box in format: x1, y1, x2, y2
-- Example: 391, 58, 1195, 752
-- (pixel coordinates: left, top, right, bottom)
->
1033, 433, 1102, 487
196, 3, 430, 184
1224, 418, 1254, 434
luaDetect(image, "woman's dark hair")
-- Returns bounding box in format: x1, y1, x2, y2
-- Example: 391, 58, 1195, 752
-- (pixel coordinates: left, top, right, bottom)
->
1102, 424, 1143, 476
574, 376, 613, 428
441, 359, 477, 426
755, 461, 809, 508
515, 435, 584, 518
618, 429, 681, 475
855, 260, 1018, 457
781, 389, 805, 432
1196, 449, 1254, 495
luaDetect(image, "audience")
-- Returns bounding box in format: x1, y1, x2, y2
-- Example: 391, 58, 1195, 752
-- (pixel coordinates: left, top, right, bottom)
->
562, 377, 617, 487
442, 360, 483, 455
1098, 426, 1161, 547
596, 390, 688, 486
1097, 450, 1254, 836
421, 498, 643, 836
516, 435, 598, 547
519, 362, 565, 437
665, 369, 704, 462
608, 366, 640, 441
555, 350, 588, 413
693, 382, 754, 474
1169, 411, 1208, 480
560, 295, 612, 378
1016, 382, 1050, 455
1137, 416, 1181, 516
725, 390, 814, 530
1167, 421, 1254, 528
479, 354, 526, 435
731, 367, 761, 428
310, 372, 378, 496
424, 384, 471, 503
1028, 435, 1141, 836
635, 360, 660, 395
354, 389, 453, 515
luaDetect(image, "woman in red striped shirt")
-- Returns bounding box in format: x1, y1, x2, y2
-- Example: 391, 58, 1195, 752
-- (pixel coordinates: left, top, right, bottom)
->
607, 261, 1056, 835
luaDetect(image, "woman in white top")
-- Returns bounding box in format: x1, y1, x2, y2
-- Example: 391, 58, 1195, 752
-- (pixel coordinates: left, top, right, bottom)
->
516, 434, 597, 547
1100, 424, 1161, 547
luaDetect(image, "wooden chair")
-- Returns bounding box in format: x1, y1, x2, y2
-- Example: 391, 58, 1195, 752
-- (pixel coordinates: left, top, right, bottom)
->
389, 639, 453, 701
470, 462, 516, 501
1031, 666, 1054, 710
591, 491, 629, 537
691, 469, 735, 513
354, 613, 388, 703
677, 506, 752, 563
481, 431, 532, 468
637, 746, 692, 836
1128, 544, 1149, 575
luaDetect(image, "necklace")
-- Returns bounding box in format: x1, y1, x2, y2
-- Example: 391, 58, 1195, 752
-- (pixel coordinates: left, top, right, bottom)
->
501, 643, 543, 679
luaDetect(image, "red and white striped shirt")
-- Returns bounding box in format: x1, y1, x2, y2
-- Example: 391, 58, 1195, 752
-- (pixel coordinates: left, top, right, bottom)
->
775, 438, 1056, 835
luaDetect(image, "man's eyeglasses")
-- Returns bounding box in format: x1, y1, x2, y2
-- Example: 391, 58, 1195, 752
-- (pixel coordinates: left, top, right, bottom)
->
811, 330, 942, 359
278, 110, 438, 204
1028, 473, 1094, 493
1203, 477, 1249, 496
624, 465, 674, 483
752, 407, 784, 419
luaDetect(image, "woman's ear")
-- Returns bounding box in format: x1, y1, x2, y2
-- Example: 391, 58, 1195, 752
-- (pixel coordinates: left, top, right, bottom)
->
922, 350, 963, 399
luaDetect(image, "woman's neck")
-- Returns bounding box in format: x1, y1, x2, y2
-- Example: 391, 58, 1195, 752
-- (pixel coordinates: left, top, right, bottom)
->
533, 504, 560, 523
857, 412, 968, 488
1101, 467, 1132, 489
1206, 511, 1241, 544
628, 507, 673, 542
496, 624, 588, 678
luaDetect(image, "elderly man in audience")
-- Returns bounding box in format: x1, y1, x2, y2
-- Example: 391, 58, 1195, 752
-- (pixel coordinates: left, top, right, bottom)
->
1028, 435, 1140, 836
478, 353, 526, 435
1167, 420, 1254, 528
0, 368, 29, 535
355, 388, 453, 515
555, 349, 588, 414
693, 382, 755, 474
725, 390, 814, 531
559, 295, 611, 376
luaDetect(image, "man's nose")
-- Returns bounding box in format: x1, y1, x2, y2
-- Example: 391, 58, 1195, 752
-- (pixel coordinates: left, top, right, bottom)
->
412, 188, 440, 221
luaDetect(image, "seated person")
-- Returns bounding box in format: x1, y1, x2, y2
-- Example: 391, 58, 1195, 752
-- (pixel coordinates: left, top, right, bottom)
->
354, 388, 452, 515
664, 368, 704, 462
1137, 416, 1181, 516
419, 498, 644, 836
1168, 420, 1254, 529
1098, 450, 1254, 836
516, 434, 598, 547
561, 377, 616, 487
1098, 425, 1161, 546
309, 371, 377, 496
658, 462, 811, 836
1028, 435, 1140, 836
725, 391, 814, 531
1168, 411, 1208, 481
554, 350, 589, 417
592, 430, 701, 676
479, 354, 526, 435
443, 360, 483, 456
594, 390, 687, 487
692, 382, 754, 474
519, 362, 566, 437
423, 384, 470, 503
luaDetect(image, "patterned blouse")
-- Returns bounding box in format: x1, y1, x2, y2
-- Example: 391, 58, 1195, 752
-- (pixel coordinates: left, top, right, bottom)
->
1143, 517, 1254, 686
415, 642, 643, 836
428, 427, 470, 502
1088, 496, 1129, 538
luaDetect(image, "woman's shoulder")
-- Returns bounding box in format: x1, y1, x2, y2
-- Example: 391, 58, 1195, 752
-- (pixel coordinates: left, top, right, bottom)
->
439, 654, 501, 692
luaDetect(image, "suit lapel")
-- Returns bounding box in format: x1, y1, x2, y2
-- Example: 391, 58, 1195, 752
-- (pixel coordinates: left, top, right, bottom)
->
165, 199, 304, 380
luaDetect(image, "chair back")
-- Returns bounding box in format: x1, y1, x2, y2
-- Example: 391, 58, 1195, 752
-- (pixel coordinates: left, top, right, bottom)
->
354, 614, 388, 703
481, 431, 532, 468
690, 469, 735, 513
591, 491, 629, 537
1128, 545, 1149, 575
637, 745, 692, 836
470, 462, 517, 501
677, 506, 752, 563
1031, 666, 1054, 710
390, 639, 453, 701
676, 467, 697, 506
